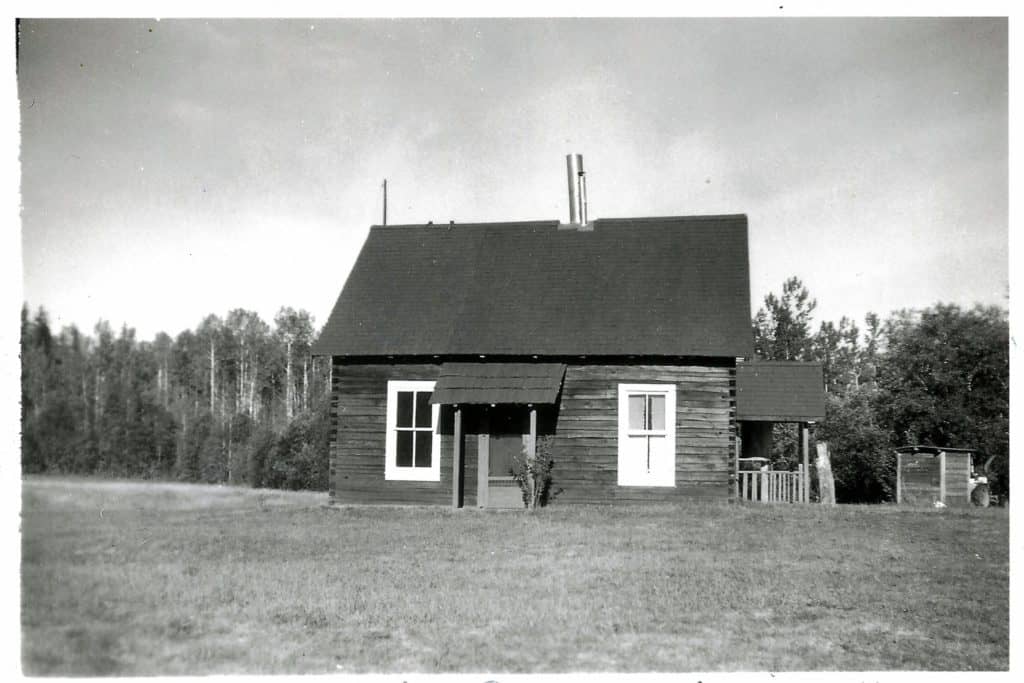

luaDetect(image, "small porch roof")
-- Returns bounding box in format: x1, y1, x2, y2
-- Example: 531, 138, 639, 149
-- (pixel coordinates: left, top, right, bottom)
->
736, 361, 825, 422
430, 363, 567, 405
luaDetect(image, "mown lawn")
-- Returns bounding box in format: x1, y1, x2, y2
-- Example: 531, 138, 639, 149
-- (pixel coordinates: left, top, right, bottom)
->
21, 476, 1008, 674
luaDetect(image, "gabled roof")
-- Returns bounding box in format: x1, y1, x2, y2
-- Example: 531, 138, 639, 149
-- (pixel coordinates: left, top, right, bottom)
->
736, 361, 825, 422
313, 215, 753, 358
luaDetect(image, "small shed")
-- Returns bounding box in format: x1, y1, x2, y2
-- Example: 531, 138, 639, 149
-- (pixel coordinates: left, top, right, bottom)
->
895, 445, 979, 507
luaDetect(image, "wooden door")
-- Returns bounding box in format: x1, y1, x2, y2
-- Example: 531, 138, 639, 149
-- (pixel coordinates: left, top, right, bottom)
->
481, 407, 527, 508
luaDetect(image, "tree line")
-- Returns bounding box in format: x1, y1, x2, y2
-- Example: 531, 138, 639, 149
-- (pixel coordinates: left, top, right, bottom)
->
20, 305, 331, 490
752, 277, 1009, 503
20, 279, 1009, 503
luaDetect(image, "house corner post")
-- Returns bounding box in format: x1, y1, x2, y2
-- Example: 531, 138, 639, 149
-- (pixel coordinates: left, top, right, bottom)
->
477, 408, 490, 508
801, 422, 810, 504
734, 423, 742, 501
528, 407, 538, 507
452, 406, 462, 509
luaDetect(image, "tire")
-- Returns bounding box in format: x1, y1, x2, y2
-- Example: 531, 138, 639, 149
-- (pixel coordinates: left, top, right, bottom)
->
971, 483, 991, 508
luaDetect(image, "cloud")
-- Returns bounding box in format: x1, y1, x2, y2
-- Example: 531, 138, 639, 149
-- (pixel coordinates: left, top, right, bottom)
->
20, 18, 1007, 340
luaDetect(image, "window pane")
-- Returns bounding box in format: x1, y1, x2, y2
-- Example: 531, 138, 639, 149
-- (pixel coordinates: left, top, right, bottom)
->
396, 391, 413, 427
396, 430, 414, 467
415, 431, 433, 468
649, 395, 666, 431
415, 392, 433, 428
628, 395, 646, 430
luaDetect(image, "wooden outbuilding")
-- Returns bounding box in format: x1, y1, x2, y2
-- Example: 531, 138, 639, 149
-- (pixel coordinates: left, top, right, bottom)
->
895, 445, 986, 507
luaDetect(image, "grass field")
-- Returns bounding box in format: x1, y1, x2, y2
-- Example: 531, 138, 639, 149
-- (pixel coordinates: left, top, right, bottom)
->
21, 476, 1009, 674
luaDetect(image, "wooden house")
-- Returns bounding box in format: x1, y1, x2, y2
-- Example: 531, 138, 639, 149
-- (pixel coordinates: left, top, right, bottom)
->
311, 156, 822, 507
312, 213, 755, 507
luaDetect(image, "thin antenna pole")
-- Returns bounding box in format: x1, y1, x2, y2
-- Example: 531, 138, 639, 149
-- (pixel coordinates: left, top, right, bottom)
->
382, 179, 388, 225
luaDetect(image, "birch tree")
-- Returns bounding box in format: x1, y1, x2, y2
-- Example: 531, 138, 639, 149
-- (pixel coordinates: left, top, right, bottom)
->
274, 307, 314, 423
197, 314, 223, 419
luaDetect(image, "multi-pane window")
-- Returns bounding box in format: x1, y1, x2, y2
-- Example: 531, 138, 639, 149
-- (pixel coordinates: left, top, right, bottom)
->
628, 393, 667, 434
385, 380, 440, 481
394, 389, 434, 468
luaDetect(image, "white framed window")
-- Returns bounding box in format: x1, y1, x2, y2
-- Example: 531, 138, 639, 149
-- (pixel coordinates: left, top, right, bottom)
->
617, 383, 676, 487
385, 380, 441, 482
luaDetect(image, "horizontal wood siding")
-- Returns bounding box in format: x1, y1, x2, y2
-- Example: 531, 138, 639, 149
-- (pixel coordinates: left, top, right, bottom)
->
330, 361, 735, 507
330, 362, 452, 506
549, 364, 735, 504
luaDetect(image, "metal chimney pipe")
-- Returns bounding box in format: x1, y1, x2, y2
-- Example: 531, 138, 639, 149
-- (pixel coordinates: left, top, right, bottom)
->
566, 154, 584, 225
579, 167, 588, 226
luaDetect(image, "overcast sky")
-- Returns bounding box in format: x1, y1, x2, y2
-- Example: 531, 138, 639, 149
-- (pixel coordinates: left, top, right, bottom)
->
17, 17, 1008, 341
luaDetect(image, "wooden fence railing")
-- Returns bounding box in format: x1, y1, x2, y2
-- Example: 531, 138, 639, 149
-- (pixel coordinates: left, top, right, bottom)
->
737, 466, 809, 503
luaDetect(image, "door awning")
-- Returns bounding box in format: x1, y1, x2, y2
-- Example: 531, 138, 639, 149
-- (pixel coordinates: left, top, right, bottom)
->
430, 363, 567, 405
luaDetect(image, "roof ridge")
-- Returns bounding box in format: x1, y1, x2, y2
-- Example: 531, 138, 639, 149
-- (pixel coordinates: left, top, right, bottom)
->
370, 220, 560, 231
594, 214, 748, 225
369, 215, 745, 231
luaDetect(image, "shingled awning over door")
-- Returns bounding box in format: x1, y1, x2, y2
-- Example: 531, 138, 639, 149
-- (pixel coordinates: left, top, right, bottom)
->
429, 363, 566, 405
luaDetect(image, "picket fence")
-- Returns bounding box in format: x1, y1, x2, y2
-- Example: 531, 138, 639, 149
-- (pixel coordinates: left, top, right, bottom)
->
736, 465, 809, 504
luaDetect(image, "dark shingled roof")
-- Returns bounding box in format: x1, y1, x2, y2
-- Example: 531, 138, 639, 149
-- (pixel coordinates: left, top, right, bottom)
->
313, 215, 752, 357
736, 361, 825, 422
430, 363, 566, 405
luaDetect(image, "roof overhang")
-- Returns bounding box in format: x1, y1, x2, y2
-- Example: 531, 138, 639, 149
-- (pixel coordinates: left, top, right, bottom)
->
894, 445, 979, 455
736, 361, 825, 422
430, 363, 566, 405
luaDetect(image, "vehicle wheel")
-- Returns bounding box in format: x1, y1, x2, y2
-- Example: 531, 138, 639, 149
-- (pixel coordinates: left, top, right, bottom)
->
971, 483, 991, 508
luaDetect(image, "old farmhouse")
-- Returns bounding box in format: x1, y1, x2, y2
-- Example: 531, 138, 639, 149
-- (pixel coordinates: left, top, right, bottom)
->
312, 157, 823, 507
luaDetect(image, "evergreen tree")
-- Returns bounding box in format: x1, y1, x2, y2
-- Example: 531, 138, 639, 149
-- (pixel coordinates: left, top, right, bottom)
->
752, 276, 817, 361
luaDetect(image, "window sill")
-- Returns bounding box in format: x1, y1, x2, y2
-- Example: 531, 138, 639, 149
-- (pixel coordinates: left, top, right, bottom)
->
385, 467, 440, 482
